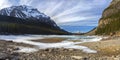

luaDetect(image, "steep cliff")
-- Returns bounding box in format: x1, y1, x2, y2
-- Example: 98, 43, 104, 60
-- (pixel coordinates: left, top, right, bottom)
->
89, 0, 120, 36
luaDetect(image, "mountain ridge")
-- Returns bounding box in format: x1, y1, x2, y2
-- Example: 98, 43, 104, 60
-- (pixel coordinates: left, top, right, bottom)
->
0, 5, 70, 35
0, 5, 49, 19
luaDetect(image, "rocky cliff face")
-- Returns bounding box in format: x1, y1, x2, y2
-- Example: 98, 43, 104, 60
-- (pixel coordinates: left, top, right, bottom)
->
89, 0, 120, 36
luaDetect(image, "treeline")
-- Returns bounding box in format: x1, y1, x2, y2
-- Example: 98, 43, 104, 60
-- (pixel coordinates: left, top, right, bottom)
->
0, 15, 69, 35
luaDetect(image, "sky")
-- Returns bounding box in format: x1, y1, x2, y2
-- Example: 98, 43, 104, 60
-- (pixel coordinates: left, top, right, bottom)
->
0, 0, 112, 26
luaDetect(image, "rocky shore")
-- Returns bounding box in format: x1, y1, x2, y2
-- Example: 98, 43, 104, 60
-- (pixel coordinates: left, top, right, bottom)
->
0, 40, 35, 60
0, 36, 120, 60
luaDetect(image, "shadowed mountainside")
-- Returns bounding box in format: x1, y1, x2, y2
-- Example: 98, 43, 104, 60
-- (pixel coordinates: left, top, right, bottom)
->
0, 15, 69, 35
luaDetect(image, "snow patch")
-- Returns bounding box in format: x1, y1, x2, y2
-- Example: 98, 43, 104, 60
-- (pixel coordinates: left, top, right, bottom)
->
64, 45, 97, 53
15, 46, 38, 53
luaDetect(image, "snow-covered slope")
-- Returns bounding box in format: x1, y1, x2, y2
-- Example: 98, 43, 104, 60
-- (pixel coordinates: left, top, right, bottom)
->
0, 5, 59, 27
0, 5, 49, 19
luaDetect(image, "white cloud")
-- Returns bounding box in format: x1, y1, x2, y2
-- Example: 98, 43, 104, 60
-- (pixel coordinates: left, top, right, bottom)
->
0, 0, 112, 26
60, 19, 99, 26
52, 4, 92, 19
56, 15, 100, 24
44, 1, 64, 16
0, 0, 12, 9
19, 0, 33, 5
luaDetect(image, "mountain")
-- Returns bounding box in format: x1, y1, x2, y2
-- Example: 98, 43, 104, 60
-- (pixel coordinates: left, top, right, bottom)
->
0, 5, 49, 19
0, 5, 69, 35
88, 0, 120, 36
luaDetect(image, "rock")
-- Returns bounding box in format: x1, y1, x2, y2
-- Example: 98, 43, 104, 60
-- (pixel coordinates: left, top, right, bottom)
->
60, 56, 65, 59
7, 48, 13, 52
71, 56, 83, 59
114, 58, 119, 60
68, 48, 75, 51
48, 49, 53, 52
11, 52, 19, 56
41, 54, 46, 57
83, 57, 88, 60
13, 47, 20, 50
5, 59, 9, 60
59, 48, 68, 52
116, 48, 119, 51
44, 48, 53, 52
59, 48, 65, 51
0, 53, 9, 60
64, 49, 68, 52
7, 41, 13, 43
55, 48, 59, 51
44, 48, 49, 51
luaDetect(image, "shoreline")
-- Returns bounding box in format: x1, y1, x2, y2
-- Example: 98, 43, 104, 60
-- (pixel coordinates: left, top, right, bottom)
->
0, 36, 120, 60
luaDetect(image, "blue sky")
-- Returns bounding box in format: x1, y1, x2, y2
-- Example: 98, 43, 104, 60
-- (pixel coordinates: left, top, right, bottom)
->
0, 0, 112, 26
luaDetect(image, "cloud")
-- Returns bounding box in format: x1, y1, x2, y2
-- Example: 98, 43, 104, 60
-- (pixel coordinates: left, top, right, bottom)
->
61, 19, 99, 26
52, 3, 92, 19
0, 0, 112, 26
56, 15, 100, 24
19, 0, 33, 5
0, 0, 12, 9
59, 15, 100, 26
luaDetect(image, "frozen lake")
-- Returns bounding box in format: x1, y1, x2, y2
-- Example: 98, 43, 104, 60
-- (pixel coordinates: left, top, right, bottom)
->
0, 35, 102, 53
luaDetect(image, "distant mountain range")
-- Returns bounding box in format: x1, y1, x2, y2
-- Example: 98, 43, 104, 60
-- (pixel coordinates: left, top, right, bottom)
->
0, 5, 69, 35
88, 0, 120, 36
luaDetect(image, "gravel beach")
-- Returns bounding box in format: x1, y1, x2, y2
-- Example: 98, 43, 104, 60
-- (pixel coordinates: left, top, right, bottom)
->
0, 36, 120, 60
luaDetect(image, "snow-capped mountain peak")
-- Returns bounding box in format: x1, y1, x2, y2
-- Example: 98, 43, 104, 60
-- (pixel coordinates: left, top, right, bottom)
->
0, 5, 49, 19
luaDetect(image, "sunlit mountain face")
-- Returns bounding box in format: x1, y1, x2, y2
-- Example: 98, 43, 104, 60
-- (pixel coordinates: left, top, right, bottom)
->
0, 0, 112, 32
